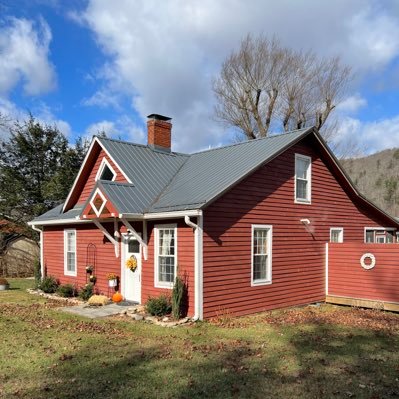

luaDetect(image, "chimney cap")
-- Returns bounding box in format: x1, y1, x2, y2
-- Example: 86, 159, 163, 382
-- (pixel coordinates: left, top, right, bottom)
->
147, 114, 172, 122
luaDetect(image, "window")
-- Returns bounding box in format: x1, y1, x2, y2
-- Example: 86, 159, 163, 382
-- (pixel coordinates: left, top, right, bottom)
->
330, 228, 343, 243
64, 230, 77, 276
295, 154, 311, 203
95, 158, 116, 181
155, 224, 177, 288
251, 225, 272, 285
128, 238, 140, 253
365, 228, 396, 243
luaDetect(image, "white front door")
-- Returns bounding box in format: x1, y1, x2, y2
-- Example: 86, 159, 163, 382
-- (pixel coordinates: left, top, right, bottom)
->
122, 234, 141, 303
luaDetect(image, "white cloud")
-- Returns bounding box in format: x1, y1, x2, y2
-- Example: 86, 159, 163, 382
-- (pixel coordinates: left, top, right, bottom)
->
33, 102, 72, 137
85, 120, 117, 137
84, 116, 145, 143
77, 0, 399, 152
336, 94, 367, 114
0, 99, 72, 139
0, 17, 56, 96
346, 7, 399, 70
335, 115, 399, 154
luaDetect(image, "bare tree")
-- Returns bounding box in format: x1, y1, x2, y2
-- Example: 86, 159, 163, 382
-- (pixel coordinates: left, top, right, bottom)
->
213, 34, 351, 140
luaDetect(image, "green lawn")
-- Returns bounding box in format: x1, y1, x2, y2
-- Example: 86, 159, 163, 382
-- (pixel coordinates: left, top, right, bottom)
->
0, 279, 399, 399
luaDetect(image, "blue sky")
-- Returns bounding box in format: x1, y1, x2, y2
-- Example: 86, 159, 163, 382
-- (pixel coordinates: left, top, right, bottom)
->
2, 0, 399, 154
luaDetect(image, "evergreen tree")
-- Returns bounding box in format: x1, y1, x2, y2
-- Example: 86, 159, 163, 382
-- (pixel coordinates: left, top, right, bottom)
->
0, 116, 88, 232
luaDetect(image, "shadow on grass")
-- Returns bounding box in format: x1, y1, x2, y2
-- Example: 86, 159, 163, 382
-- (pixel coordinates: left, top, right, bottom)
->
19, 321, 399, 399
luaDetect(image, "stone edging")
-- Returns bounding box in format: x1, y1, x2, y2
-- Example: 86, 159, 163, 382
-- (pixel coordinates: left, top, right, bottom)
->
26, 289, 84, 305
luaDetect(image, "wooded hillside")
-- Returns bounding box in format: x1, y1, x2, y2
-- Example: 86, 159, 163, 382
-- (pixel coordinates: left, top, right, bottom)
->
341, 149, 399, 218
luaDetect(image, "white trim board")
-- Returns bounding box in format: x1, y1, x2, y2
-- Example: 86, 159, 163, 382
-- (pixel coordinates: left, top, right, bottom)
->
95, 157, 117, 182
62, 137, 132, 212
154, 223, 177, 289
251, 224, 273, 287
64, 229, 77, 277
294, 153, 312, 204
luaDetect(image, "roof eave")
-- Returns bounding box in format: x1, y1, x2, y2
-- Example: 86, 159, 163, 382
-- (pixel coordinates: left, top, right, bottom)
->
198, 126, 316, 211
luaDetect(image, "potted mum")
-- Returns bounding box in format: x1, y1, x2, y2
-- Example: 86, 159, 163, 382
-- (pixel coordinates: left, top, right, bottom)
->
107, 273, 118, 288
85, 265, 93, 274
0, 278, 9, 291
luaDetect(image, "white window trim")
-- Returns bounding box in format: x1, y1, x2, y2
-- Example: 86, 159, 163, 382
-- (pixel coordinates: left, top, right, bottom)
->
364, 227, 396, 243
154, 224, 177, 289
64, 229, 77, 277
95, 157, 117, 182
89, 188, 108, 217
251, 224, 272, 286
294, 153, 312, 204
330, 227, 344, 243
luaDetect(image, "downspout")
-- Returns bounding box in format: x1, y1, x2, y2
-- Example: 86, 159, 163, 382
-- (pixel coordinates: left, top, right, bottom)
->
31, 225, 44, 279
184, 213, 203, 320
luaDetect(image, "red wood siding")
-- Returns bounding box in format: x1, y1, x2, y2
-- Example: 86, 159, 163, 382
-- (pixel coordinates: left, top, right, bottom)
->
42, 220, 195, 316
328, 243, 399, 303
43, 223, 124, 295
76, 149, 127, 205
202, 135, 394, 318
142, 220, 195, 317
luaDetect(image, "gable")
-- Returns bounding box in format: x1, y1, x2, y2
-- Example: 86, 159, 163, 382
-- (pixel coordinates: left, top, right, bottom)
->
81, 186, 119, 219
205, 134, 398, 229
64, 140, 129, 212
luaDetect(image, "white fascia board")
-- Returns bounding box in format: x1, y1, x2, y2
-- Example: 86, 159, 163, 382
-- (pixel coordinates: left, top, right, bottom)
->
143, 209, 201, 219
28, 218, 91, 226
313, 132, 399, 228
62, 138, 97, 212
30, 209, 202, 226
118, 209, 201, 220
62, 137, 132, 212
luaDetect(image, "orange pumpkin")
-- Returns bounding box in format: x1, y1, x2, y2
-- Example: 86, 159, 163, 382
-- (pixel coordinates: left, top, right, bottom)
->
112, 291, 123, 303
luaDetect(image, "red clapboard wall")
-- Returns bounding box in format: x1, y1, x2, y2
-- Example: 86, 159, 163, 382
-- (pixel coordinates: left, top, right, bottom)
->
202, 134, 395, 318
142, 220, 195, 317
42, 220, 196, 316
328, 242, 399, 303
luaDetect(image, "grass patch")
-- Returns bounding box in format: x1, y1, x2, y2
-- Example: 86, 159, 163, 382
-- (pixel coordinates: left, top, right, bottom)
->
0, 279, 399, 398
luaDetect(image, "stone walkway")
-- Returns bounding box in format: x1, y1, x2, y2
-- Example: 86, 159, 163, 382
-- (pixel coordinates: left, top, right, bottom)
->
60, 302, 139, 319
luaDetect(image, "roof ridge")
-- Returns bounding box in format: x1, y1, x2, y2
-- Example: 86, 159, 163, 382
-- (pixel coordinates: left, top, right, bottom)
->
96, 136, 190, 157
191, 127, 312, 155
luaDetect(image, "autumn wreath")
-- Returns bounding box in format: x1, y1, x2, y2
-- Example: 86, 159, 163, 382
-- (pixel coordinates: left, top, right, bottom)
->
126, 255, 138, 272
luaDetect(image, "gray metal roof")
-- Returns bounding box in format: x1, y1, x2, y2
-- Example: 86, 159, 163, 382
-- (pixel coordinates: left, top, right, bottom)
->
32, 128, 314, 222
98, 181, 153, 214
150, 128, 312, 211
32, 203, 82, 222
99, 138, 188, 202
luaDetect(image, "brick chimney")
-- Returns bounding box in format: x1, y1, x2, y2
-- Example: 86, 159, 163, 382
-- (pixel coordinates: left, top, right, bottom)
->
147, 114, 172, 152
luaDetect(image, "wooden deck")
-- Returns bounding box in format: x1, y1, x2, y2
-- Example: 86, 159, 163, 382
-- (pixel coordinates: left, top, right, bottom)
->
326, 295, 399, 312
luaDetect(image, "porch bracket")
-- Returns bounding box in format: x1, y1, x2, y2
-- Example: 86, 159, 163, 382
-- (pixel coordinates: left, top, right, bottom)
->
121, 218, 148, 260
93, 219, 120, 258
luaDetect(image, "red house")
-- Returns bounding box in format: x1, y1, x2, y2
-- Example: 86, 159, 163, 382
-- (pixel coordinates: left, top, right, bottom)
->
29, 114, 399, 319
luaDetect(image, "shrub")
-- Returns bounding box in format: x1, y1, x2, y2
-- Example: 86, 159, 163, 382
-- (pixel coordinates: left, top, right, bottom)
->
146, 294, 171, 317
172, 276, 187, 319
56, 284, 77, 298
0, 278, 9, 285
33, 258, 41, 289
39, 276, 59, 293
79, 283, 94, 301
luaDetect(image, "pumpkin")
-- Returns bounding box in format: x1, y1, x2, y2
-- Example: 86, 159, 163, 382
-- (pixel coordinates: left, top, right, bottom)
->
112, 291, 123, 303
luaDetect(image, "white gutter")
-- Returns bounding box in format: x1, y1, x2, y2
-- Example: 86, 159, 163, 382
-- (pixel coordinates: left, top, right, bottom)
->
184, 213, 203, 320
31, 225, 44, 279
27, 218, 91, 226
